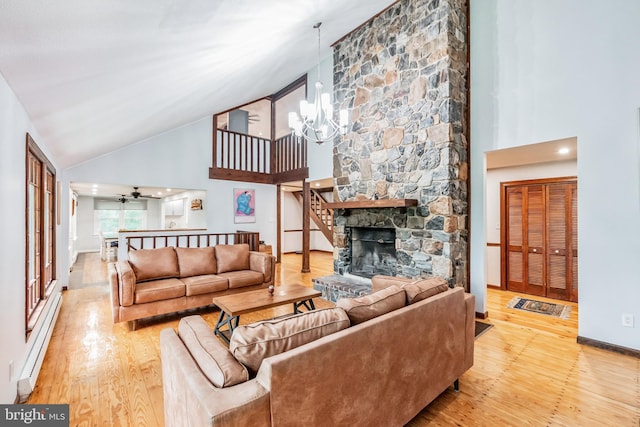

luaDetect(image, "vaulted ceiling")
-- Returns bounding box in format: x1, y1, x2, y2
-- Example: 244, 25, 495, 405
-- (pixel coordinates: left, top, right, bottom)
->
0, 0, 397, 168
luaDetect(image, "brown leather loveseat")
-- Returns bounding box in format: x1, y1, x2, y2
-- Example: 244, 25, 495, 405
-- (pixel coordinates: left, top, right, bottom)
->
108, 243, 275, 328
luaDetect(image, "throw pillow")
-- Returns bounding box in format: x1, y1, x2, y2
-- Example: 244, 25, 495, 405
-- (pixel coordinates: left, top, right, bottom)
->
229, 308, 350, 374
175, 246, 217, 278
215, 244, 250, 273
128, 246, 179, 282
335, 285, 406, 325
178, 315, 248, 388
403, 277, 449, 304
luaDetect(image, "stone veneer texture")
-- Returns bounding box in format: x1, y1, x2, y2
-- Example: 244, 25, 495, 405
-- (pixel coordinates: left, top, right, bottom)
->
332, 0, 468, 285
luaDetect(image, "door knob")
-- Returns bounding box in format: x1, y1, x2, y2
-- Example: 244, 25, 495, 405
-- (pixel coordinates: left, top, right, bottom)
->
555, 250, 559, 254
532, 249, 537, 253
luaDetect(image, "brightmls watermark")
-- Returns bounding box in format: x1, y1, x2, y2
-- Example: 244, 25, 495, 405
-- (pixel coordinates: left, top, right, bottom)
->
1, 405, 68, 426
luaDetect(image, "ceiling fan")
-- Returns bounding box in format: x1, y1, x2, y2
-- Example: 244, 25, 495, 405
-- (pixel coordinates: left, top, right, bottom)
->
130, 186, 160, 199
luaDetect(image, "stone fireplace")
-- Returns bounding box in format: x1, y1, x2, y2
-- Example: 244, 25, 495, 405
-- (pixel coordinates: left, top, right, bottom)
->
330, 0, 469, 287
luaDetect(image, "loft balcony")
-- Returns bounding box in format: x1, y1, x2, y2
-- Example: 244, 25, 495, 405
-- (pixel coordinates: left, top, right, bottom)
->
208, 76, 309, 185
209, 127, 308, 184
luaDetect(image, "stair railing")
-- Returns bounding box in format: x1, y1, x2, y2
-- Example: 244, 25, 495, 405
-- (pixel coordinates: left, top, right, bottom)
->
311, 189, 333, 232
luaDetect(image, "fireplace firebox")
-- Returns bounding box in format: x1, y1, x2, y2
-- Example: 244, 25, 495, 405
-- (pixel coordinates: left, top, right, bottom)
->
349, 227, 397, 278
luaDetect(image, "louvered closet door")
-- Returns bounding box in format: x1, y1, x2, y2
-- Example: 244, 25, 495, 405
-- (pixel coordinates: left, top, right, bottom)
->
502, 178, 578, 302
506, 187, 525, 293
546, 182, 578, 302
570, 184, 578, 302
525, 185, 545, 296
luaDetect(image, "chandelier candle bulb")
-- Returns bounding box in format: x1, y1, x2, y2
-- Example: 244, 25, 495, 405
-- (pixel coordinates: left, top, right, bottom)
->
340, 109, 349, 129
300, 100, 310, 119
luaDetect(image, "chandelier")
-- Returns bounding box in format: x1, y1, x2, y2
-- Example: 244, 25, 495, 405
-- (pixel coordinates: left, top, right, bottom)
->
288, 22, 348, 144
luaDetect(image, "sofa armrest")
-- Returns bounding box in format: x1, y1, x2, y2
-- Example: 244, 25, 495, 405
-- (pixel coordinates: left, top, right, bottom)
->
160, 328, 271, 427
249, 251, 276, 286
108, 263, 121, 323
371, 275, 414, 292
113, 261, 136, 307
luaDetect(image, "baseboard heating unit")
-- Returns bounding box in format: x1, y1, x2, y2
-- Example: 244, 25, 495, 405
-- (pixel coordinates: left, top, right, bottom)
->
17, 289, 63, 402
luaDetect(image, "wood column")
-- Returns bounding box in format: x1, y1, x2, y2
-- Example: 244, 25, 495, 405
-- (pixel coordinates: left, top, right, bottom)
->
276, 184, 282, 263
269, 97, 276, 176
212, 115, 217, 168
302, 180, 310, 272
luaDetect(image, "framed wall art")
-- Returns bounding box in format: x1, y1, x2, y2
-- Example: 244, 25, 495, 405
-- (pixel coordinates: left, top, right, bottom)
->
234, 188, 255, 223
190, 198, 203, 210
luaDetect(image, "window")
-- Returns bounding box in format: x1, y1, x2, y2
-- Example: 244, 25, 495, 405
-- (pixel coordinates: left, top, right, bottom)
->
26, 134, 56, 332
93, 198, 148, 234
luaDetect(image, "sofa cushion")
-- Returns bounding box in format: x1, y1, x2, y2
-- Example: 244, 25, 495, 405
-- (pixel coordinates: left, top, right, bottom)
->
178, 315, 248, 388
134, 278, 185, 304
175, 247, 217, 278
215, 244, 250, 273
128, 247, 179, 282
217, 270, 264, 289
336, 285, 406, 325
182, 275, 229, 296
403, 277, 449, 304
229, 308, 350, 374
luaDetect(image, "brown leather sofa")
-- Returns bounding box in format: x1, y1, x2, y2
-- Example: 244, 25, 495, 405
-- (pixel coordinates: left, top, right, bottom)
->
108, 243, 275, 328
160, 275, 475, 426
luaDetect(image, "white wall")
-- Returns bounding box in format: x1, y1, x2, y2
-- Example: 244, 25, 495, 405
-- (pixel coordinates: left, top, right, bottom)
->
60, 117, 277, 288
68, 191, 78, 265
0, 72, 63, 403
471, 0, 640, 349
147, 198, 162, 229
306, 55, 334, 182
485, 160, 577, 286
75, 196, 98, 252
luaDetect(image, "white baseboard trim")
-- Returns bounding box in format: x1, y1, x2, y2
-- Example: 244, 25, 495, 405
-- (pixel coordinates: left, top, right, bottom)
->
17, 288, 63, 402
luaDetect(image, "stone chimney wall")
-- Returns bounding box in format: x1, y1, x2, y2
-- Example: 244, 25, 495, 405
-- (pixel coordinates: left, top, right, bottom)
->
332, 0, 469, 285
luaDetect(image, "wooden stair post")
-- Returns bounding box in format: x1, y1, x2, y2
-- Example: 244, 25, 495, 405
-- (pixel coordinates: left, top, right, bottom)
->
302, 181, 310, 273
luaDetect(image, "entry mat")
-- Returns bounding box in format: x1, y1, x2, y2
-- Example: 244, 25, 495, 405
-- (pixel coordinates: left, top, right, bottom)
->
507, 296, 572, 320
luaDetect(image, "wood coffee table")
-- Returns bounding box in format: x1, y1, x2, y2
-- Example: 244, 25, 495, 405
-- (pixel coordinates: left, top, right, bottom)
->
212, 284, 322, 344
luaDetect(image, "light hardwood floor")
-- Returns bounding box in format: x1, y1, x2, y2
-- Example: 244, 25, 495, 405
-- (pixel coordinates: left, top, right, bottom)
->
28, 252, 640, 426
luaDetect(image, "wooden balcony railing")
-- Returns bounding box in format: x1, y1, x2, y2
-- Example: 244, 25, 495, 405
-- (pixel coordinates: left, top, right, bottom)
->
209, 128, 308, 184
124, 231, 260, 252
273, 133, 307, 174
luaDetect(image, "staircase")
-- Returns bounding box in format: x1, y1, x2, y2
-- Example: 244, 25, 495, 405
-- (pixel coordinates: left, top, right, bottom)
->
293, 189, 333, 243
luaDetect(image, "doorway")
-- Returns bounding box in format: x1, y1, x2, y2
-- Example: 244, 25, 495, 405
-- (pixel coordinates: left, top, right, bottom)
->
501, 177, 578, 302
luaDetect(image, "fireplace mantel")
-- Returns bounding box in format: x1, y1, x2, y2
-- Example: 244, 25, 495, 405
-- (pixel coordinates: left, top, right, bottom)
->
324, 199, 418, 209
